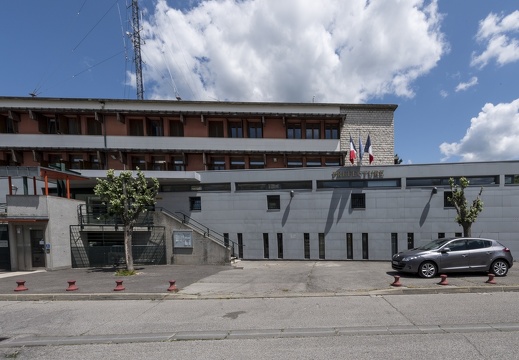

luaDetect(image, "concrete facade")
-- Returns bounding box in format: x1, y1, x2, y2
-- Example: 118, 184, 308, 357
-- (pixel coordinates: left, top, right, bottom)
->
5, 195, 83, 271
149, 161, 519, 261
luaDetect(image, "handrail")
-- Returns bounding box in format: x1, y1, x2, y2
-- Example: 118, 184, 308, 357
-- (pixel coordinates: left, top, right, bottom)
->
158, 208, 241, 258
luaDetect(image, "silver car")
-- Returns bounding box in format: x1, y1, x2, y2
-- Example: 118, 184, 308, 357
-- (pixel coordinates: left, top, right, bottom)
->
392, 237, 514, 278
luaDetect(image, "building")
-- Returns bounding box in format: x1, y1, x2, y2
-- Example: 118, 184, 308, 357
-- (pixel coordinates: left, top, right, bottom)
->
0, 97, 396, 176
0, 97, 518, 271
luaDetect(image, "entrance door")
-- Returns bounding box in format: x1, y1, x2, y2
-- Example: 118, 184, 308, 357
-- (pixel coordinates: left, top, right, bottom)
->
30, 229, 45, 268
0, 225, 10, 271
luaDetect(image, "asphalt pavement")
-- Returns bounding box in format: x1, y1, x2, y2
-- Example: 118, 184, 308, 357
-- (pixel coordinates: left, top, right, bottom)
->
0, 260, 518, 300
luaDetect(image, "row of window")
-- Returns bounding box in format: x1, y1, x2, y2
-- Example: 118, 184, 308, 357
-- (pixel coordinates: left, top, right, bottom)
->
189, 192, 461, 212
1, 115, 341, 140
257, 232, 463, 260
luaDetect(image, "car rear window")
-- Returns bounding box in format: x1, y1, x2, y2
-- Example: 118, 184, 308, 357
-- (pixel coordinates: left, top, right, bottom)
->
467, 240, 492, 250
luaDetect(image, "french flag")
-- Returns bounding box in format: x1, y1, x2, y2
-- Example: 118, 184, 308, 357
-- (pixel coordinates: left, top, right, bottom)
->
364, 134, 374, 164
349, 135, 357, 164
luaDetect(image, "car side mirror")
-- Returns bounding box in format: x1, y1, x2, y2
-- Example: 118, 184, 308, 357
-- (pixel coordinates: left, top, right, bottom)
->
441, 247, 451, 253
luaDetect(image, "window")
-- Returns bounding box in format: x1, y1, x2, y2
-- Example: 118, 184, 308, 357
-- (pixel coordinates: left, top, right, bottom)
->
0, 115, 18, 134
277, 233, 283, 259
89, 154, 101, 170
152, 156, 166, 171
362, 233, 369, 259
223, 233, 229, 247
324, 157, 341, 167
249, 157, 265, 169
306, 123, 320, 139
306, 158, 322, 167
467, 239, 491, 250
131, 155, 147, 170
69, 154, 84, 170
87, 117, 102, 135
228, 121, 243, 138
169, 120, 184, 137
287, 123, 302, 139
238, 233, 243, 258
248, 122, 263, 138
391, 233, 398, 256
230, 157, 245, 170
147, 118, 163, 136
209, 157, 225, 170
505, 175, 519, 184
318, 233, 325, 259
407, 233, 414, 249
38, 116, 58, 134
48, 154, 62, 166
209, 121, 224, 137
351, 193, 366, 209
304, 233, 310, 259
267, 195, 280, 210
287, 158, 303, 168
263, 233, 269, 258
448, 240, 467, 251
189, 197, 201, 211
346, 233, 353, 259
438, 233, 445, 239
455, 232, 462, 237
129, 119, 144, 136
171, 155, 185, 171
64, 116, 81, 135
325, 122, 339, 139
444, 191, 454, 207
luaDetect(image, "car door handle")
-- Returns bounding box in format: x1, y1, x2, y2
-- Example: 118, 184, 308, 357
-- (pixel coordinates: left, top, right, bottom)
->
462, 254, 468, 257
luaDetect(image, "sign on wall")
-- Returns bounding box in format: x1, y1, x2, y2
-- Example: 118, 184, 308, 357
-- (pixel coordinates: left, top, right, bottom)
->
173, 231, 193, 248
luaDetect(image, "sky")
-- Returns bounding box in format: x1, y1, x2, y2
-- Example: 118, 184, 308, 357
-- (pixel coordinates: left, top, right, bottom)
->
1, 0, 519, 165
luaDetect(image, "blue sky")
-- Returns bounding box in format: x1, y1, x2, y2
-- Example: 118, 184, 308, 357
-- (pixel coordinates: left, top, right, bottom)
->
1, 0, 518, 165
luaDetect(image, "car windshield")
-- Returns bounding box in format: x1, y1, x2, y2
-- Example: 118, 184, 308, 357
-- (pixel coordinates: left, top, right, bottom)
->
417, 238, 453, 251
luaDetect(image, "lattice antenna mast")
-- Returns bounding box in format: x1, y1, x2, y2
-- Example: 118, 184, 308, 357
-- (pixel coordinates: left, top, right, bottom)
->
131, 0, 144, 100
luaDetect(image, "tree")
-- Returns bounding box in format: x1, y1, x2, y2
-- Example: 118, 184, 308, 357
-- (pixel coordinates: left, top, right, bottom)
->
394, 154, 403, 164
94, 169, 159, 271
448, 177, 483, 237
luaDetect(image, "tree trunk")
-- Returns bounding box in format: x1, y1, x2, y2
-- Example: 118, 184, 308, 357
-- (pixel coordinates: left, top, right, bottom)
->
463, 224, 471, 237
124, 224, 134, 271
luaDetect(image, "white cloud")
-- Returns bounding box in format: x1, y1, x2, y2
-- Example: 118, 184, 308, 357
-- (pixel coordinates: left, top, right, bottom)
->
455, 76, 478, 92
471, 10, 519, 68
439, 89, 448, 98
139, 0, 448, 102
439, 98, 519, 161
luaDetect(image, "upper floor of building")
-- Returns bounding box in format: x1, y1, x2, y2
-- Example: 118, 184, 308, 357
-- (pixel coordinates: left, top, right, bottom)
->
0, 97, 397, 171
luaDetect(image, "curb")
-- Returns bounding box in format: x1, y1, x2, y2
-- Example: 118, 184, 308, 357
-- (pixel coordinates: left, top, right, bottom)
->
1, 285, 519, 301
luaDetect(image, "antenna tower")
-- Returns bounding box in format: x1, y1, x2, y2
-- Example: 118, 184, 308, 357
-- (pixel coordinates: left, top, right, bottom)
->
131, 0, 144, 100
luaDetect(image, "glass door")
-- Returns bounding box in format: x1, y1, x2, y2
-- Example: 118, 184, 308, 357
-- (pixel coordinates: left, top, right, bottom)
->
30, 229, 45, 268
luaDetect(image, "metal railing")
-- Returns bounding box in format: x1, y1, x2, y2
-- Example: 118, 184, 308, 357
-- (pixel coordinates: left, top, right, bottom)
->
158, 208, 241, 258
77, 204, 154, 227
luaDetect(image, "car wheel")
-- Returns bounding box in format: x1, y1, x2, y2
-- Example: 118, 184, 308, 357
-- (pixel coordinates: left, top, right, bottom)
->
491, 259, 509, 277
418, 261, 437, 278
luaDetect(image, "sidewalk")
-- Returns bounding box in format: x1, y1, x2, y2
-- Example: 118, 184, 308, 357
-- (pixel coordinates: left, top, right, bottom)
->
0, 261, 518, 300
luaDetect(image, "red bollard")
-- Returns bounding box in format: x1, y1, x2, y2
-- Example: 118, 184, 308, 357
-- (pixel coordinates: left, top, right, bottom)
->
391, 275, 402, 287
66, 280, 79, 292
167, 280, 178, 292
114, 280, 125, 291
14, 280, 28, 292
486, 274, 496, 284
438, 274, 449, 286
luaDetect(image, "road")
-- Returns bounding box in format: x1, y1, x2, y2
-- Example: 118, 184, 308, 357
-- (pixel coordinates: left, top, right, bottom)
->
1, 292, 518, 359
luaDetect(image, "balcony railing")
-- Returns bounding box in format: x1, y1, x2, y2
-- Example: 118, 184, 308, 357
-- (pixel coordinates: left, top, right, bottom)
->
78, 204, 154, 227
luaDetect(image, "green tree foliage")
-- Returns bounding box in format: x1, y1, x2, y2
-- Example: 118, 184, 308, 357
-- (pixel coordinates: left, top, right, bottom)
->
448, 177, 483, 237
94, 169, 159, 271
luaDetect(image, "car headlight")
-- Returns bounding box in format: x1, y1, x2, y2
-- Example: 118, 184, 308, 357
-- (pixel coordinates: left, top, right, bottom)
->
402, 256, 418, 262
